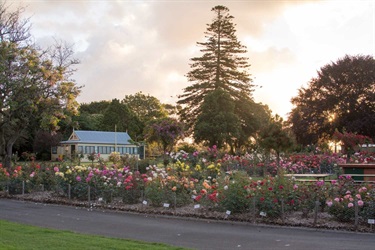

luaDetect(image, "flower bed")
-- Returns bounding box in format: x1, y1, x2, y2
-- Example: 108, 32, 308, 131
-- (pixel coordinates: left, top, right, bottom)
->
1, 150, 375, 233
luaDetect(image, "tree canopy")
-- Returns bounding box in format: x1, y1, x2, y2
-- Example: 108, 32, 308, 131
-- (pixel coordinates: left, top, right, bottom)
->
99, 99, 142, 138
178, 5, 265, 150
178, 5, 254, 127
122, 91, 168, 125
258, 115, 294, 165
144, 117, 185, 153
194, 88, 240, 149
288, 54, 375, 145
0, 3, 81, 168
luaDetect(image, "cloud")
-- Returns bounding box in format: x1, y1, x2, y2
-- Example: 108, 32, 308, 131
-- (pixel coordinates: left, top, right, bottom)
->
10, 0, 374, 119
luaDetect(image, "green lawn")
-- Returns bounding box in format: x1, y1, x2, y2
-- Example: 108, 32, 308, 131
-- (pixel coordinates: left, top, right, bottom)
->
0, 220, 189, 250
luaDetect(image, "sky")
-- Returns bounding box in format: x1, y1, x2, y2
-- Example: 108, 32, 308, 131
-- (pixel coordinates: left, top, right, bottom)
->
11, 0, 375, 119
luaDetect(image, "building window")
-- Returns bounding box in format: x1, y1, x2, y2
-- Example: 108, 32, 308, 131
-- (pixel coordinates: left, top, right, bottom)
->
51, 146, 57, 154
85, 146, 95, 154
117, 147, 124, 154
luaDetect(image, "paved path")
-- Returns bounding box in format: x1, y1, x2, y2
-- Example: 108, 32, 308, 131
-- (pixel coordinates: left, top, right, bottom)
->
1, 199, 375, 250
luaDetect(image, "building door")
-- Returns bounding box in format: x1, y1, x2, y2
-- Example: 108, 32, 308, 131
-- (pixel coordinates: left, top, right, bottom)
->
139, 145, 145, 159
71, 145, 76, 159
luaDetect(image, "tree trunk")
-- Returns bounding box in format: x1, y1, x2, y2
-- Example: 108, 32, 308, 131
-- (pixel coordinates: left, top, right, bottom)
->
276, 151, 280, 167
0, 126, 7, 168
1, 131, 21, 170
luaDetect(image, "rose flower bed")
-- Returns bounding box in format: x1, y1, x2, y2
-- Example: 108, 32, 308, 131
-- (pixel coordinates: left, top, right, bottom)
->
1, 149, 375, 233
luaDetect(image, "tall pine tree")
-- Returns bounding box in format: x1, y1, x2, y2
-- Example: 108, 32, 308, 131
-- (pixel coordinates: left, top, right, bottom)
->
178, 5, 260, 150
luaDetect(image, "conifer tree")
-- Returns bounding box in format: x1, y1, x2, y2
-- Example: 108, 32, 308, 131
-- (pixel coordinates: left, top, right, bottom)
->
178, 5, 261, 149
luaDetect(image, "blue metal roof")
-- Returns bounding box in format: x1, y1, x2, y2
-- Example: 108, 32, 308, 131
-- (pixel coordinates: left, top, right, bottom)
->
61, 130, 133, 145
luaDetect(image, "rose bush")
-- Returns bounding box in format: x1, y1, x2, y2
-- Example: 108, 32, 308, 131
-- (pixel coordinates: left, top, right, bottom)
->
2, 148, 375, 226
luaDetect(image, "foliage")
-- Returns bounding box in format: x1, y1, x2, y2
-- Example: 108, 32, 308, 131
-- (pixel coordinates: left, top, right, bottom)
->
4, 149, 375, 225
87, 152, 100, 166
258, 115, 294, 165
178, 5, 266, 148
73, 101, 109, 131
79, 101, 111, 114
333, 130, 373, 156
177, 143, 198, 154
108, 152, 121, 165
74, 112, 104, 131
194, 89, 240, 149
144, 165, 193, 207
145, 117, 185, 153
0, 4, 81, 169
122, 91, 168, 125
32, 130, 63, 160
288, 54, 375, 145
234, 99, 270, 151
100, 99, 142, 138
246, 171, 299, 218
218, 171, 251, 213
326, 176, 363, 222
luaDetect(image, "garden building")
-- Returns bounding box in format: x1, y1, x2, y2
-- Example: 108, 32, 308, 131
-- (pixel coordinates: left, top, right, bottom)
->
51, 130, 143, 162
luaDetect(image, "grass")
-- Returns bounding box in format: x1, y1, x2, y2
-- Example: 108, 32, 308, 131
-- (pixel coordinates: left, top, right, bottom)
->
0, 220, 189, 250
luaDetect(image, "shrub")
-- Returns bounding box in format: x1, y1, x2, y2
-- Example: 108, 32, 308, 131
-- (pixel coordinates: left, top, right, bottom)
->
218, 171, 251, 213
145, 180, 164, 207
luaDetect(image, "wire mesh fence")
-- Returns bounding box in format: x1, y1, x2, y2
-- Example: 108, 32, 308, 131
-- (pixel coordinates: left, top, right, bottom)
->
1, 179, 374, 232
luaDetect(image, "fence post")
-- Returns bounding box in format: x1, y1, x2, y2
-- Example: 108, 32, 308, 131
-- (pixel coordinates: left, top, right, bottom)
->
252, 197, 256, 221
354, 199, 359, 231
22, 180, 25, 195
313, 200, 320, 226
68, 184, 71, 200
88, 185, 91, 205
173, 192, 177, 211
281, 198, 285, 223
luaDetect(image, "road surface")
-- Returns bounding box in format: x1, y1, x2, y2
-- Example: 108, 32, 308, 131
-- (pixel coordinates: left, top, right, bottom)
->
1, 199, 374, 250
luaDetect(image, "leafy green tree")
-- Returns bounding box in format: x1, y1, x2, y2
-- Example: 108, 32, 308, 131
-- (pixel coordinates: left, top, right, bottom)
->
258, 115, 294, 166
122, 92, 168, 125
100, 99, 142, 138
163, 103, 180, 118
194, 88, 240, 150
79, 101, 110, 114
73, 113, 103, 131
178, 5, 255, 136
234, 96, 271, 151
32, 130, 63, 160
288, 55, 375, 145
71, 101, 110, 132
144, 117, 185, 154
0, 3, 81, 169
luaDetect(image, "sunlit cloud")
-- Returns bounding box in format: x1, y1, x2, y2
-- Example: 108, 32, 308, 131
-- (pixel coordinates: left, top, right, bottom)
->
11, 0, 375, 119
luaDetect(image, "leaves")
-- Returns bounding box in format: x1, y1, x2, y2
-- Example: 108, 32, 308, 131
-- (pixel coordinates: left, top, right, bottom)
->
178, 5, 254, 127
0, 4, 81, 168
144, 118, 185, 153
289, 55, 375, 145
178, 5, 265, 150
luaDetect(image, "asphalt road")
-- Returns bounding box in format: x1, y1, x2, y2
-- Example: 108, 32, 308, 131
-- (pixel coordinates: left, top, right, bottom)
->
1, 199, 375, 250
